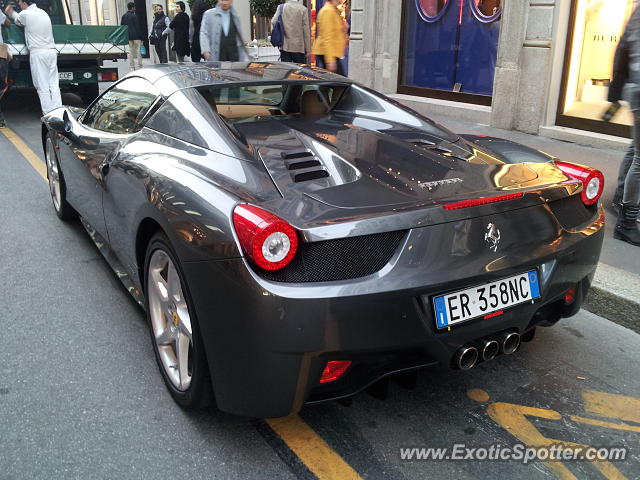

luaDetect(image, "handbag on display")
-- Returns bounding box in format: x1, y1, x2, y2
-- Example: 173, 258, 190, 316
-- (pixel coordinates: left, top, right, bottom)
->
270, 4, 285, 48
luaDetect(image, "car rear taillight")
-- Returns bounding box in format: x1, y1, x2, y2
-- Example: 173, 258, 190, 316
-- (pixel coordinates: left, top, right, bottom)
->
320, 360, 352, 383
555, 161, 604, 206
232, 204, 299, 271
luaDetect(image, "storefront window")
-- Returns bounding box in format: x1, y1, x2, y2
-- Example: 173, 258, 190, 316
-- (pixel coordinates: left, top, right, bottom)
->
471, 0, 501, 21
557, 0, 635, 136
417, 0, 449, 22
400, 0, 502, 105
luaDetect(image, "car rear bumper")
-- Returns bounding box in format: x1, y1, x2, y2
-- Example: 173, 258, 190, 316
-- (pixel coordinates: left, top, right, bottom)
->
183, 208, 605, 418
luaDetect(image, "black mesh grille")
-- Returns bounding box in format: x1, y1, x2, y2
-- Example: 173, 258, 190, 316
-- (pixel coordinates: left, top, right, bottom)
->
548, 194, 596, 230
259, 230, 407, 283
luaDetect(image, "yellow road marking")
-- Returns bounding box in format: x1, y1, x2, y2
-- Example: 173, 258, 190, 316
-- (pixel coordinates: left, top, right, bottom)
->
581, 390, 640, 424
488, 402, 629, 480
0, 127, 47, 181
266, 415, 363, 480
467, 388, 490, 403
570, 415, 640, 433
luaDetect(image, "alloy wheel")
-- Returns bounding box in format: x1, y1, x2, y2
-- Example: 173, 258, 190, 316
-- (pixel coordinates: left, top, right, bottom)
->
147, 249, 193, 391
45, 136, 61, 212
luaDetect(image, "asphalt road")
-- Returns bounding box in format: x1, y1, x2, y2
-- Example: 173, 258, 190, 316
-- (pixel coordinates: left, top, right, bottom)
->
1, 94, 639, 480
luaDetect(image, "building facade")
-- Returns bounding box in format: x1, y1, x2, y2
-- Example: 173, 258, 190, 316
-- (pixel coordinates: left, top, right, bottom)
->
349, 0, 635, 148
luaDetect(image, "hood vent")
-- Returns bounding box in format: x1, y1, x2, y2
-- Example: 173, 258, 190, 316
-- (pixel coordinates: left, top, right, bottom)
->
410, 140, 469, 161
288, 159, 322, 170
280, 149, 330, 183
293, 170, 330, 182
411, 140, 452, 154
282, 151, 314, 160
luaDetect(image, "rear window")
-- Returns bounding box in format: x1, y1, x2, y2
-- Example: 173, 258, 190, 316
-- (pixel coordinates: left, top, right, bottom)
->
194, 82, 456, 141
196, 83, 346, 122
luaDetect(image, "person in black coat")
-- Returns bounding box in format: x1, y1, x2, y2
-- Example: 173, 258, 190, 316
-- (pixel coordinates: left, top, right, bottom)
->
121, 2, 144, 69
189, 0, 210, 62
170, 1, 190, 62
613, 7, 640, 246
604, 33, 636, 216
151, 4, 170, 64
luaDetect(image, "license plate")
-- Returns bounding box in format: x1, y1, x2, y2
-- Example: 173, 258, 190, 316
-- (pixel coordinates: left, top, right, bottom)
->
59, 72, 73, 81
433, 270, 541, 329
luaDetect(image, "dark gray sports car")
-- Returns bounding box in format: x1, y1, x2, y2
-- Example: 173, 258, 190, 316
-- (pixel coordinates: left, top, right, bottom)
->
42, 63, 604, 418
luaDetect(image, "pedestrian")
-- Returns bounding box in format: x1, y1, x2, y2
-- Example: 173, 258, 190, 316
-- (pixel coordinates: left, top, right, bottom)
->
614, 7, 640, 246
271, 0, 310, 64
170, 1, 190, 62
0, 10, 11, 128
150, 4, 170, 64
603, 31, 634, 215
121, 2, 144, 70
189, 0, 210, 62
200, 0, 248, 62
4, 0, 62, 114
312, 0, 346, 75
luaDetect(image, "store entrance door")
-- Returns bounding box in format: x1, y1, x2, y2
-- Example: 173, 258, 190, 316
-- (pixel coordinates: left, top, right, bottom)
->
399, 0, 502, 104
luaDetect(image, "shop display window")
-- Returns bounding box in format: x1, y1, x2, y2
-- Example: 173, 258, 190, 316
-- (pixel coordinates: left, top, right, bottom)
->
557, 0, 635, 137
399, 0, 502, 105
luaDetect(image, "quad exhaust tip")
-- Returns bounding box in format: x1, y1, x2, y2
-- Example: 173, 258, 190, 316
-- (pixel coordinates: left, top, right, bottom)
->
499, 331, 521, 355
454, 346, 479, 370
478, 339, 500, 362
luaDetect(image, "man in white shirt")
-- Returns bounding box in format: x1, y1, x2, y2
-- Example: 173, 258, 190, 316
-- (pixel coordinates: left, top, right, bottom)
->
5, 0, 62, 114
0, 10, 12, 127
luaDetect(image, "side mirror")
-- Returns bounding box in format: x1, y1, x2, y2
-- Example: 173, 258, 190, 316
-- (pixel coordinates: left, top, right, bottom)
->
63, 110, 73, 133
58, 110, 100, 150
47, 112, 67, 134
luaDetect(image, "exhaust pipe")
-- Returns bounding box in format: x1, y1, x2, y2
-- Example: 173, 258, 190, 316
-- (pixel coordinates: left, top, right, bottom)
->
498, 331, 521, 355
477, 338, 500, 361
453, 346, 479, 370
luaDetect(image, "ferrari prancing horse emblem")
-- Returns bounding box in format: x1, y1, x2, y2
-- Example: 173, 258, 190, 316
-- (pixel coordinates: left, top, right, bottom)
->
485, 223, 501, 252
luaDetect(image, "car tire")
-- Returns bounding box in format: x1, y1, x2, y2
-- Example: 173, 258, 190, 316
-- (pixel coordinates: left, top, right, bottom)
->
144, 232, 214, 409
45, 132, 77, 221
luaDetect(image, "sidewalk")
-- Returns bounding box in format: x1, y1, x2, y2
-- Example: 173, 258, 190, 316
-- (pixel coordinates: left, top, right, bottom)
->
419, 112, 640, 333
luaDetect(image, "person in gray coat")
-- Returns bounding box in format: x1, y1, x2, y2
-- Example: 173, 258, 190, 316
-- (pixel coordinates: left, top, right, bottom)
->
200, 0, 247, 61
615, 7, 640, 246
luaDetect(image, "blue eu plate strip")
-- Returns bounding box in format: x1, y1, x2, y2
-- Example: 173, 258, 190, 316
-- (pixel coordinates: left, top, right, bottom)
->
528, 270, 541, 299
434, 296, 449, 328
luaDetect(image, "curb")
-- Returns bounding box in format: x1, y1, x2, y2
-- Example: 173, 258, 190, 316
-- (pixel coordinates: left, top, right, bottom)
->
583, 263, 640, 334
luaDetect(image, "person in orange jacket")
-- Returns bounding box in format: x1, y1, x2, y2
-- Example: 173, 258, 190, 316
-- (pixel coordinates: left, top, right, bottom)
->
312, 0, 346, 75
